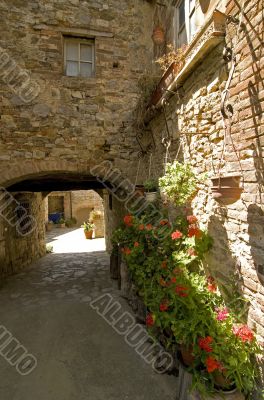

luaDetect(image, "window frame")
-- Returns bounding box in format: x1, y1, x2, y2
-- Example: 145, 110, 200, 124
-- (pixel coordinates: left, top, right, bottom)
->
174, 0, 187, 49
63, 36, 95, 78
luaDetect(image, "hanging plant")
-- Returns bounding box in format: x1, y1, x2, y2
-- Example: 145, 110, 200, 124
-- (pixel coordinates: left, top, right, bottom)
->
159, 161, 201, 206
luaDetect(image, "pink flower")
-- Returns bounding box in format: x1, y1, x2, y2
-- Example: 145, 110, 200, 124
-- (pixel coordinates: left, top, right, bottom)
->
233, 325, 254, 343
134, 242, 139, 247
216, 307, 229, 322
171, 230, 183, 240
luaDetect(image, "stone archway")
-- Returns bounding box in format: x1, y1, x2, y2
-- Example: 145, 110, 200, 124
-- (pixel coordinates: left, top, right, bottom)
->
0, 159, 126, 279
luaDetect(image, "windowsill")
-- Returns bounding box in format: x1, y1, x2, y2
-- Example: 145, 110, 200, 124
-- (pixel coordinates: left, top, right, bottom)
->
149, 10, 227, 109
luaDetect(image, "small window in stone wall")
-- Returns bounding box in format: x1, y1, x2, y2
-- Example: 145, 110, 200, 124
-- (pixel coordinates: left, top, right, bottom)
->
16, 201, 34, 236
64, 37, 95, 78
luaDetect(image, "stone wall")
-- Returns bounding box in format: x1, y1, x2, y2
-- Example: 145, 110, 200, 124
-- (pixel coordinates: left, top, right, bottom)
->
71, 189, 104, 237
0, 192, 46, 278
0, 0, 156, 276
148, 0, 264, 347
0, 0, 154, 185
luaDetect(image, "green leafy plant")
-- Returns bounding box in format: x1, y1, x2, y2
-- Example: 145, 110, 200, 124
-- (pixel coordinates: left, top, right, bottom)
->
111, 210, 261, 398
81, 221, 95, 232
159, 161, 201, 206
65, 217, 77, 227
144, 178, 159, 192
57, 217, 65, 224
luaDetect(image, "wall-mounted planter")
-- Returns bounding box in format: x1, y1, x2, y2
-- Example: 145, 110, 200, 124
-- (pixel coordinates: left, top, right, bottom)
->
149, 10, 226, 110
149, 62, 182, 106
211, 175, 243, 203
152, 26, 165, 45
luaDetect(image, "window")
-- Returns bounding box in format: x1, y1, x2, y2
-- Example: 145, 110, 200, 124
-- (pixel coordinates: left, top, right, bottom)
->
175, 0, 187, 48
64, 37, 95, 77
174, 0, 197, 48
189, 0, 196, 40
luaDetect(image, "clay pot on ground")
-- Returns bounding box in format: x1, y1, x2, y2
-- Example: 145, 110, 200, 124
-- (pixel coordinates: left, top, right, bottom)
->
179, 344, 195, 367
84, 230, 93, 239
152, 26, 165, 45
211, 175, 243, 203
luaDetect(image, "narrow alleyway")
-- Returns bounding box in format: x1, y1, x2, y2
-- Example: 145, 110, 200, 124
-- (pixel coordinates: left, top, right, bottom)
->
0, 228, 177, 400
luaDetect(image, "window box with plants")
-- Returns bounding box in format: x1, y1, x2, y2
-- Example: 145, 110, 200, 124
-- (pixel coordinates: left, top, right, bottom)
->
81, 221, 95, 239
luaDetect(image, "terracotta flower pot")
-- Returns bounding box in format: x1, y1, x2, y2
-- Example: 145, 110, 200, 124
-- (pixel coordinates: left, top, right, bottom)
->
84, 230, 93, 239
211, 175, 243, 203
213, 371, 233, 390
152, 26, 165, 45
180, 344, 195, 367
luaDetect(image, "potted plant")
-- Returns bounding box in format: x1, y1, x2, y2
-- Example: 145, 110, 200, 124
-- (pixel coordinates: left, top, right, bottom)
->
56, 218, 65, 228
159, 161, 201, 206
81, 221, 95, 239
144, 178, 159, 202
211, 175, 243, 203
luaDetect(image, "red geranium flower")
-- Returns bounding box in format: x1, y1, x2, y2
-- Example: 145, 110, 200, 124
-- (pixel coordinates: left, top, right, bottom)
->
122, 247, 131, 256
232, 325, 254, 343
187, 215, 198, 224
216, 307, 229, 322
159, 300, 169, 312
138, 224, 145, 231
146, 224, 153, 231
198, 336, 213, 352
175, 285, 189, 297
146, 313, 155, 327
170, 277, 177, 284
208, 283, 217, 293
188, 225, 202, 238
161, 261, 167, 269
134, 241, 139, 247
171, 230, 183, 240
124, 215, 133, 226
206, 356, 222, 373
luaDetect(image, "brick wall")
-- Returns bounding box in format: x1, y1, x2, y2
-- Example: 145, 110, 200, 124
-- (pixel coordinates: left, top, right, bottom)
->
148, 0, 264, 349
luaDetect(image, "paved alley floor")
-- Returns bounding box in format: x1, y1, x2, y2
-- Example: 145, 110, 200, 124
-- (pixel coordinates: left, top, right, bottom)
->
0, 228, 177, 400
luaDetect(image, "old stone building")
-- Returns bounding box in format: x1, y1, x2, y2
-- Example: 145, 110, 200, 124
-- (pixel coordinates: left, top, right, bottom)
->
0, 0, 263, 361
